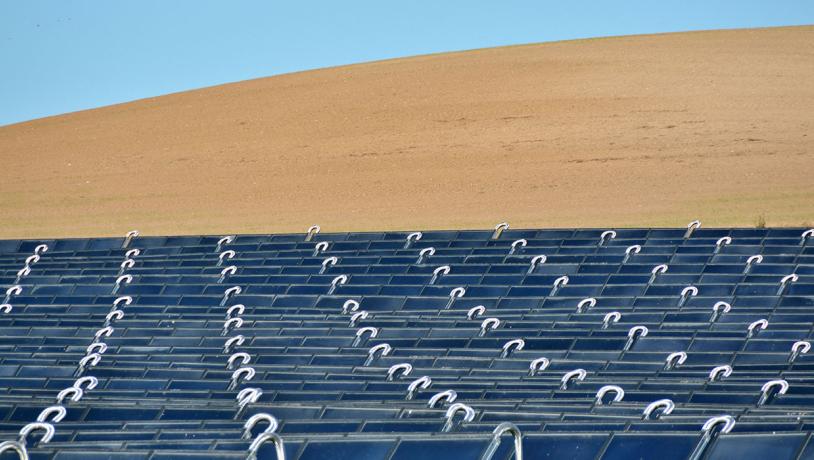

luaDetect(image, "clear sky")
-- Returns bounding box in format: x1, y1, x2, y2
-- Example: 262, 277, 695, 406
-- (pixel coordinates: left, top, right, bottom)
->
1, 1, 812, 126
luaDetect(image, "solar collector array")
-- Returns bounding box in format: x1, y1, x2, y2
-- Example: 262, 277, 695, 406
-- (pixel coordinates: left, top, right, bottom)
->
0, 227, 813, 459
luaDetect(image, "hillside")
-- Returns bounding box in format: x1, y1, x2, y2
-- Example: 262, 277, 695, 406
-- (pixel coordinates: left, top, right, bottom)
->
1, 26, 812, 238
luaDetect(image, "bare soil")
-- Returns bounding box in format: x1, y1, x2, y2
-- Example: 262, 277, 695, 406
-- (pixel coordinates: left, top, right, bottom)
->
1, 26, 812, 238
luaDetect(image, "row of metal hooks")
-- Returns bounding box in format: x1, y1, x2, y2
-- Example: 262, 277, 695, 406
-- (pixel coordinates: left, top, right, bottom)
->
0, 234, 140, 459
215, 236, 285, 460
1, 244, 47, 314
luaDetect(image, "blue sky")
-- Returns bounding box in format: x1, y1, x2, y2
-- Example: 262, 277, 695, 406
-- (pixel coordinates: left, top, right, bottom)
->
1, 1, 812, 126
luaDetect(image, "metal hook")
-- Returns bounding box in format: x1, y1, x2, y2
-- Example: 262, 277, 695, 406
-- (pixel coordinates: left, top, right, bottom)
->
94, 326, 114, 343
305, 225, 320, 242
622, 245, 641, 263
86, 342, 108, 355
649, 264, 668, 284
664, 351, 688, 370
758, 379, 789, 406
708, 365, 733, 381
349, 310, 368, 327
429, 265, 451, 285
227, 352, 251, 370
404, 232, 422, 249
702, 415, 735, 434
24, 254, 40, 267
714, 236, 732, 253
364, 343, 392, 366
36, 406, 66, 424
113, 296, 133, 308
709, 301, 731, 322
104, 310, 124, 327
560, 369, 587, 390
112, 274, 132, 294
217, 250, 236, 267
492, 222, 509, 240
56, 387, 83, 404
102, 310, 121, 325
623, 325, 648, 351
500, 339, 525, 358
118, 258, 135, 276
103, 310, 124, 328
595, 385, 625, 405
744, 254, 763, 273
684, 220, 701, 238
445, 287, 465, 309
243, 413, 279, 439
215, 235, 234, 252
226, 304, 245, 319
18, 422, 55, 447
509, 239, 527, 255
417, 247, 436, 264
73, 376, 98, 391
479, 318, 501, 337
320, 256, 338, 274
678, 286, 698, 306
223, 335, 245, 354
313, 241, 329, 256
387, 363, 413, 381
442, 403, 476, 432
218, 265, 237, 283
352, 326, 378, 347
122, 230, 139, 249
125, 248, 141, 258
33, 244, 49, 255
576, 297, 597, 313
222, 317, 244, 336
247, 432, 285, 460
220, 286, 242, 306
75, 353, 102, 377
342, 299, 360, 314
5, 285, 22, 304
228, 367, 256, 390
800, 229, 814, 246
528, 357, 550, 376
15, 266, 30, 283
0, 441, 27, 460
789, 340, 811, 363
642, 399, 675, 420
427, 390, 457, 408
235, 388, 263, 419
527, 255, 547, 274
467, 305, 486, 320
237, 387, 262, 406
599, 230, 616, 246
778, 274, 799, 295
327, 275, 348, 295
406, 376, 432, 400
550, 276, 569, 295
747, 319, 768, 338
602, 311, 621, 329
